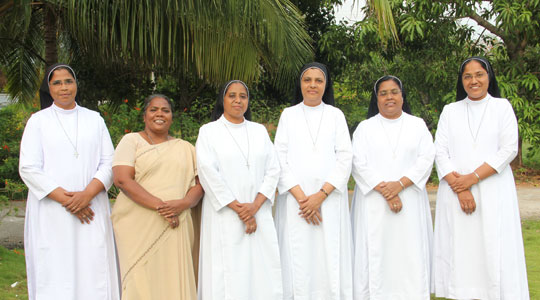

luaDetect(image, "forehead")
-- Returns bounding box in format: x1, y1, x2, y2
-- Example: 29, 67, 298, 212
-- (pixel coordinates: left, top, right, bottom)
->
463, 60, 486, 73
49, 68, 75, 81
378, 79, 400, 90
302, 68, 325, 79
226, 82, 248, 94
148, 97, 170, 108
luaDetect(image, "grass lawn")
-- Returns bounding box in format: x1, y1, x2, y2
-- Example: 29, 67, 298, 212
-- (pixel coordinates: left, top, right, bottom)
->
0, 220, 539, 299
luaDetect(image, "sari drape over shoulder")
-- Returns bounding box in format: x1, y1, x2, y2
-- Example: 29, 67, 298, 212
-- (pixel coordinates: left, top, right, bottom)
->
111, 133, 199, 300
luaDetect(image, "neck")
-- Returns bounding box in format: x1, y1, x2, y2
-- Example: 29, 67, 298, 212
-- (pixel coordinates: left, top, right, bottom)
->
223, 114, 244, 124
54, 101, 76, 110
380, 111, 402, 120
145, 129, 169, 144
468, 94, 488, 101
303, 99, 322, 107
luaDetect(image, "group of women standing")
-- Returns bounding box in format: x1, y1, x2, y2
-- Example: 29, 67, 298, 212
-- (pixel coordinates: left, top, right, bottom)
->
18, 56, 529, 300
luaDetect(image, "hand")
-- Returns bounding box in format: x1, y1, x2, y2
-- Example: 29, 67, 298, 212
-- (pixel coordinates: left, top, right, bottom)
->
237, 202, 260, 222
63, 190, 93, 213
449, 171, 478, 193
157, 199, 190, 218
305, 210, 323, 225
298, 191, 325, 222
387, 196, 402, 214
167, 215, 180, 228
74, 206, 95, 224
374, 182, 386, 194
457, 190, 476, 214
379, 181, 403, 200
244, 217, 257, 234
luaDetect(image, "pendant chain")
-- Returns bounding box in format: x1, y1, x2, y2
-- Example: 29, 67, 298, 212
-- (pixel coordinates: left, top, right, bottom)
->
302, 104, 325, 150
466, 99, 490, 147
379, 116, 404, 159
54, 109, 79, 158
144, 130, 170, 154
223, 121, 250, 168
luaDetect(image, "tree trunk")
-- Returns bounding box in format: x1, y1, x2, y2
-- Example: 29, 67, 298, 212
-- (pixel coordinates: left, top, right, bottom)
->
43, 4, 57, 69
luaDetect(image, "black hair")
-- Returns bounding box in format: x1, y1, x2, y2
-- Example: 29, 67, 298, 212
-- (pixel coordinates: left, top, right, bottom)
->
292, 62, 335, 106
367, 75, 412, 118
210, 80, 252, 121
456, 56, 501, 101
143, 94, 173, 114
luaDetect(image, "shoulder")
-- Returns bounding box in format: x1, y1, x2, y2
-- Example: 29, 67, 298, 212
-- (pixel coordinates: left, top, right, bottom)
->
403, 112, 428, 127
117, 132, 141, 145
490, 96, 513, 109
281, 104, 300, 117
78, 106, 103, 121
247, 120, 268, 133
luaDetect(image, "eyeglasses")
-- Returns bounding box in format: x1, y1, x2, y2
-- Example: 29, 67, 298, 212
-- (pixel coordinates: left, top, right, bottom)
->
50, 79, 75, 86
462, 72, 487, 81
378, 89, 401, 97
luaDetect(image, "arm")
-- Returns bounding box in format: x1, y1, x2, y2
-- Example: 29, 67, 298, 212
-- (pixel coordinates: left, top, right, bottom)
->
274, 110, 301, 194
18, 115, 60, 201
434, 105, 458, 181
324, 110, 353, 194
64, 119, 114, 213
195, 126, 238, 211
113, 165, 165, 210
351, 121, 386, 195
157, 176, 204, 218
381, 120, 436, 199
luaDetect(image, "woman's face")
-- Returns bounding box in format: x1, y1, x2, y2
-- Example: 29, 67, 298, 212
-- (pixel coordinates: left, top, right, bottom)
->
49, 68, 77, 109
223, 82, 249, 123
143, 97, 172, 134
462, 60, 489, 101
300, 68, 326, 106
376, 79, 403, 119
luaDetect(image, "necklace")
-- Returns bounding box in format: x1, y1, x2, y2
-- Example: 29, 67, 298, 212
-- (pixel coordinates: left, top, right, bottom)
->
302, 104, 325, 151
466, 98, 490, 149
379, 115, 404, 160
144, 130, 169, 153
222, 120, 250, 169
54, 109, 79, 158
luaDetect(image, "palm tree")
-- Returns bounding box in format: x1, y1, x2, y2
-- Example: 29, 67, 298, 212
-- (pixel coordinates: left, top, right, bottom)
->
0, 0, 395, 105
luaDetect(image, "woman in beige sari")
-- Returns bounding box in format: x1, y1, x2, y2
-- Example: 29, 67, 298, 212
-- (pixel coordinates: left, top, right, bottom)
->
112, 94, 203, 300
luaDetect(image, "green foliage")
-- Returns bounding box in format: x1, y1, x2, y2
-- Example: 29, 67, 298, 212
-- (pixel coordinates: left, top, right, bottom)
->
0, 247, 27, 300
100, 101, 144, 146
0, 105, 36, 189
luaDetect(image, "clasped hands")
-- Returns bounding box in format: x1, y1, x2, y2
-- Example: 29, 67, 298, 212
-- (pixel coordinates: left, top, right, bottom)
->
228, 200, 261, 234
448, 171, 478, 215
375, 181, 404, 213
297, 192, 325, 226
62, 190, 95, 224
157, 199, 191, 229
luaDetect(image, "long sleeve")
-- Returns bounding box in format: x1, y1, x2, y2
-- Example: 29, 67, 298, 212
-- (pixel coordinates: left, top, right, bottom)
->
258, 132, 280, 203
274, 110, 299, 194
325, 110, 353, 193
484, 99, 518, 173
403, 120, 435, 190
19, 115, 59, 200
92, 118, 114, 190
434, 105, 456, 179
196, 126, 236, 211
351, 122, 384, 195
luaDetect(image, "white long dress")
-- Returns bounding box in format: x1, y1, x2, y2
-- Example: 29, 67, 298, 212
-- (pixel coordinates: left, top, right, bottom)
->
19, 103, 120, 300
274, 102, 353, 300
196, 115, 283, 300
351, 113, 434, 300
433, 95, 529, 299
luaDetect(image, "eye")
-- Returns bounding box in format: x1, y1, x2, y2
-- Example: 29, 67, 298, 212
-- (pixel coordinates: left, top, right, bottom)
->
391, 89, 401, 95
65, 79, 74, 84
316, 78, 324, 83
303, 77, 310, 82
463, 74, 472, 80
379, 91, 388, 97
476, 73, 485, 78
51, 80, 61, 86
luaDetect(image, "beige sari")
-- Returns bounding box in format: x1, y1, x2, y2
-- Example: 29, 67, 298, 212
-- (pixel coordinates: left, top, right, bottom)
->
111, 133, 200, 300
